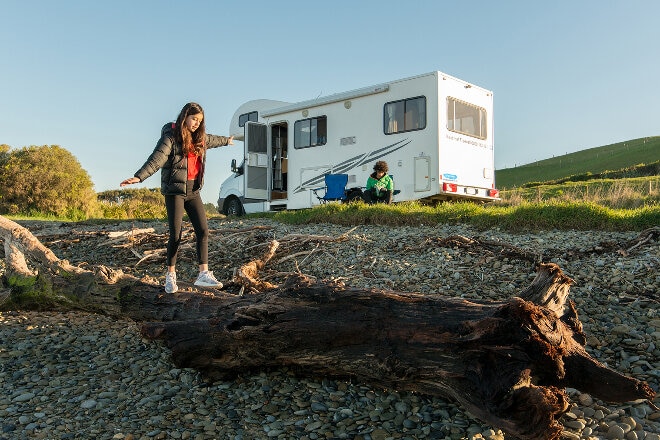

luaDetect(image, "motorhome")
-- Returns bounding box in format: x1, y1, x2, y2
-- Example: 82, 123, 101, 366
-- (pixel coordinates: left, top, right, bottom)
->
217, 71, 499, 215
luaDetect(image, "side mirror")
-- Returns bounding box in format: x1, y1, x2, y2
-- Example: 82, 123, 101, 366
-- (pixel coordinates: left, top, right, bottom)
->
231, 159, 245, 176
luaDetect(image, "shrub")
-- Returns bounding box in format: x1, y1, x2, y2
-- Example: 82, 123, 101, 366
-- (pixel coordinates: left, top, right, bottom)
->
0, 145, 97, 218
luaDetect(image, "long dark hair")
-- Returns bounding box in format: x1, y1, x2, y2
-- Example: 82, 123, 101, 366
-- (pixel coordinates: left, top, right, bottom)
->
174, 102, 206, 156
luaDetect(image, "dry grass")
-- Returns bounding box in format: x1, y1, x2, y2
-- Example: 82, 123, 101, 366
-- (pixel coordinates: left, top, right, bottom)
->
500, 177, 659, 209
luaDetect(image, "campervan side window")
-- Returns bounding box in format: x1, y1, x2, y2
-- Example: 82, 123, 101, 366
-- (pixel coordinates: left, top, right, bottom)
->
384, 96, 426, 134
447, 97, 487, 140
238, 111, 258, 127
294, 116, 327, 149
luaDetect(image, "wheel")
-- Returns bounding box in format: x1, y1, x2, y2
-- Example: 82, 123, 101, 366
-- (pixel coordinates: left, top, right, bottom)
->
224, 197, 243, 216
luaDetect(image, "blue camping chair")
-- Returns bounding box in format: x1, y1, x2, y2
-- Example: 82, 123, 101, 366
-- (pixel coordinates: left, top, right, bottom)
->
312, 173, 349, 203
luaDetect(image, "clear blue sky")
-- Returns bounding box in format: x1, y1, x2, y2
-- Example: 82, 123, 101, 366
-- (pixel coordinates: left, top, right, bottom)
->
2, 0, 659, 204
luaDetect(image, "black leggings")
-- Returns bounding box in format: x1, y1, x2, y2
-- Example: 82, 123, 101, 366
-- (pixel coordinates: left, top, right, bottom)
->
164, 181, 209, 267
363, 188, 393, 204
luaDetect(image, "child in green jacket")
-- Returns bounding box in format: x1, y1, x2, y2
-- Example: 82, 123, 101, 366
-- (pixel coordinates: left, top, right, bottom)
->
363, 160, 393, 204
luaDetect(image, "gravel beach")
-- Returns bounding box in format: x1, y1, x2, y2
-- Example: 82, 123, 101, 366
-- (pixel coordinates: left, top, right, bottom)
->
1, 218, 658, 439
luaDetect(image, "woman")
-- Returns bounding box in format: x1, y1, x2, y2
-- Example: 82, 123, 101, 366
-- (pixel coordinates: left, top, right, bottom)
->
363, 160, 393, 204
120, 102, 234, 293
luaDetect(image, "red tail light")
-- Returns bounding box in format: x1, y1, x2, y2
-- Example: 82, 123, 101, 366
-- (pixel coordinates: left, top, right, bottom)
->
488, 189, 499, 198
443, 182, 457, 192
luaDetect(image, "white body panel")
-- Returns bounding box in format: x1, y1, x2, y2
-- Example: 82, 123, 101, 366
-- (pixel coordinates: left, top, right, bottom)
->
218, 71, 498, 214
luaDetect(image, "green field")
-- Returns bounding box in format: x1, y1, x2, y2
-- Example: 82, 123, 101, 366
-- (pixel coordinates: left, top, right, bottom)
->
495, 136, 660, 188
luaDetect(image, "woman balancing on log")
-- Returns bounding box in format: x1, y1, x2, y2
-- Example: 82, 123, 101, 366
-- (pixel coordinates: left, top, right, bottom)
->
120, 102, 234, 294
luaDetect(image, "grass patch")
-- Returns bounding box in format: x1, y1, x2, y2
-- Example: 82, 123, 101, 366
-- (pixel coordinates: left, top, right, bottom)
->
271, 199, 659, 232
4, 213, 75, 222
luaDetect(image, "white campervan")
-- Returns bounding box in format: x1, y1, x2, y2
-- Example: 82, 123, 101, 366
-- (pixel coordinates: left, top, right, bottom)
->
218, 71, 499, 215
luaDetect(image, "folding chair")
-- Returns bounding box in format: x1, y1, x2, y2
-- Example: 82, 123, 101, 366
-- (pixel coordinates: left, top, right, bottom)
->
312, 173, 348, 203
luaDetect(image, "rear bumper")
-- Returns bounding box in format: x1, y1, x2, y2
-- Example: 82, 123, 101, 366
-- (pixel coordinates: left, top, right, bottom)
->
436, 182, 500, 202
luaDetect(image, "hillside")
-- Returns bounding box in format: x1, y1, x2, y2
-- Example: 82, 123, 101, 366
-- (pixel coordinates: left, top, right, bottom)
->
495, 136, 660, 188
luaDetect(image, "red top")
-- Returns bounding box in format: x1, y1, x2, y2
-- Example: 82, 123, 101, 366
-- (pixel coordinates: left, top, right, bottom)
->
187, 152, 201, 180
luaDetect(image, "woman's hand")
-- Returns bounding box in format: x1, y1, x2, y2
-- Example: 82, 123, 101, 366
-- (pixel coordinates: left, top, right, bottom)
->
120, 177, 140, 187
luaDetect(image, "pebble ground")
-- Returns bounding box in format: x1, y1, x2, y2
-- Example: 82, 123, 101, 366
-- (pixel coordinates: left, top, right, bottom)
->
1, 219, 658, 439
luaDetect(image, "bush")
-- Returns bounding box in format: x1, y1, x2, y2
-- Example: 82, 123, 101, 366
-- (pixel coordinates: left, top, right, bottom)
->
0, 145, 97, 218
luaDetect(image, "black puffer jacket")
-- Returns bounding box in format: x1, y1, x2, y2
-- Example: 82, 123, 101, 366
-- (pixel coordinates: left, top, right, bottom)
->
134, 123, 232, 196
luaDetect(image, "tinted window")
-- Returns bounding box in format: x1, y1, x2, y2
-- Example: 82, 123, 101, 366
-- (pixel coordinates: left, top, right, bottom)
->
384, 96, 426, 134
238, 111, 258, 127
294, 116, 327, 149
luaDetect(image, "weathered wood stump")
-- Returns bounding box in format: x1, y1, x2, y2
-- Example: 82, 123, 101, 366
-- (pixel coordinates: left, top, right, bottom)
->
0, 215, 655, 440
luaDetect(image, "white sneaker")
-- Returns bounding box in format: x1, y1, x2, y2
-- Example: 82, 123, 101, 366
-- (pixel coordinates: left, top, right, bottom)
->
194, 270, 223, 289
165, 271, 178, 293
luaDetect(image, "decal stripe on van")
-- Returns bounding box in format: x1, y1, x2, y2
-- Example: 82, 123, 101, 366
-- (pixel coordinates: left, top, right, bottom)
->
293, 139, 411, 193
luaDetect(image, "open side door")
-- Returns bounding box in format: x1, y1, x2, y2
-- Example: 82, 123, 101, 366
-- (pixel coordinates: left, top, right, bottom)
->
244, 122, 269, 200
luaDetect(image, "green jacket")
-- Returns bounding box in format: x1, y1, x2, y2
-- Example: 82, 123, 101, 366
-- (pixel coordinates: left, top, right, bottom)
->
366, 173, 394, 195
134, 123, 231, 196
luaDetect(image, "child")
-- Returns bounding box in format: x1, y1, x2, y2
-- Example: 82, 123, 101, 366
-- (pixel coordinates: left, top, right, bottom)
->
363, 160, 393, 204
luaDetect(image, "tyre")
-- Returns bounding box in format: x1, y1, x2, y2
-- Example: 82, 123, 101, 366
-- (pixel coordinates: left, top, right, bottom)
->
224, 197, 243, 216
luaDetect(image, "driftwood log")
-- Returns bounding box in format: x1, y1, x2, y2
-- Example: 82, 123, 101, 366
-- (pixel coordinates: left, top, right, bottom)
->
0, 216, 655, 440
